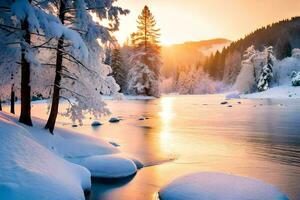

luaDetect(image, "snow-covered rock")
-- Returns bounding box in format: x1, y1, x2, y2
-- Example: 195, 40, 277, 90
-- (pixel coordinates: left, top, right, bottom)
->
71, 154, 137, 178
109, 117, 120, 123
159, 172, 289, 200
0, 117, 91, 200
91, 121, 102, 127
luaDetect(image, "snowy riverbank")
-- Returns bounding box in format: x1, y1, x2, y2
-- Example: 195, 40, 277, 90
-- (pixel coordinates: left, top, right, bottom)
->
226, 85, 300, 99
240, 85, 300, 99
0, 112, 140, 200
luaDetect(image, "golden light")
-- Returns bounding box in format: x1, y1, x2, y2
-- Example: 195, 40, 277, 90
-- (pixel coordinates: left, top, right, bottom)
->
159, 96, 175, 144
115, 0, 300, 46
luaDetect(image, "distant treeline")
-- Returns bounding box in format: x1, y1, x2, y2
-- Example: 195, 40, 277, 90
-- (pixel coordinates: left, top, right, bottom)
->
204, 17, 300, 84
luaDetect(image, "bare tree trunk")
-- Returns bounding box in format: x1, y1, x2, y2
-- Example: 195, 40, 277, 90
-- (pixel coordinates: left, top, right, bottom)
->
0, 98, 2, 111
10, 85, 15, 114
19, 16, 32, 126
45, 0, 65, 134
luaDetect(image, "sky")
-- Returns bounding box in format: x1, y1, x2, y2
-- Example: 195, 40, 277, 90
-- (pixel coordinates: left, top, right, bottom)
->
114, 0, 300, 45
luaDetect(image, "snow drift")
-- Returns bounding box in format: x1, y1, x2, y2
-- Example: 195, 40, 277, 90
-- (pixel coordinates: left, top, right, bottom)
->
0, 117, 91, 200
0, 111, 140, 200
159, 172, 289, 200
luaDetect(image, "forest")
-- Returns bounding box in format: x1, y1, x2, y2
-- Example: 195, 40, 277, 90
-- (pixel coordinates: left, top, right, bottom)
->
0, 1, 299, 200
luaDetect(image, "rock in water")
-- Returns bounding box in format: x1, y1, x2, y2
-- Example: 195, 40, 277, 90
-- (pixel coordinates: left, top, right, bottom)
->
139, 117, 146, 121
220, 101, 228, 105
109, 141, 120, 147
91, 121, 102, 127
109, 117, 120, 123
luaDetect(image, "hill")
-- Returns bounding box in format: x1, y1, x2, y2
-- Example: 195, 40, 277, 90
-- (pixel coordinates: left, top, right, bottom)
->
204, 17, 300, 83
161, 39, 230, 77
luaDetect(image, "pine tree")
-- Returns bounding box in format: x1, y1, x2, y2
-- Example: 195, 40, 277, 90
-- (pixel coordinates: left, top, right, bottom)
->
128, 5, 161, 97
257, 50, 274, 92
111, 48, 126, 92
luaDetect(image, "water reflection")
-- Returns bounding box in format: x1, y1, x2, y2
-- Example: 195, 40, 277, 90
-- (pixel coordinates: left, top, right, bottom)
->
158, 97, 174, 155
4, 95, 300, 199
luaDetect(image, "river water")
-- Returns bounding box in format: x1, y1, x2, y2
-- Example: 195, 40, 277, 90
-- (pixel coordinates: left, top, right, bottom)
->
84, 95, 300, 200
7, 94, 300, 199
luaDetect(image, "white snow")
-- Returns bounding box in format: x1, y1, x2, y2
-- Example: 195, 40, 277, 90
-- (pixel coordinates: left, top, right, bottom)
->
0, 116, 91, 200
0, 112, 140, 181
225, 92, 240, 99
70, 154, 137, 178
240, 85, 300, 99
159, 172, 289, 200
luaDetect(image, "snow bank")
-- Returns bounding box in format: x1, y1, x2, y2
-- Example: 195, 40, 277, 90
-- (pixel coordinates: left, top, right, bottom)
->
159, 172, 289, 200
241, 85, 300, 99
102, 95, 156, 100
0, 112, 142, 179
225, 92, 240, 99
0, 112, 119, 158
0, 117, 90, 200
70, 154, 137, 178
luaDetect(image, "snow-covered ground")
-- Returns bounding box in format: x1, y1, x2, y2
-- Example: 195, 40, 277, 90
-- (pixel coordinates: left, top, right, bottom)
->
159, 172, 289, 200
226, 85, 300, 99
241, 85, 300, 99
102, 95, 156, 100
0, 112, 140, 199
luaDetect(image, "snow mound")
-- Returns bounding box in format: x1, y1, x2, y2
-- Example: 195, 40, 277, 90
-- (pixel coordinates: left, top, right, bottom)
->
225, 92, 240, 99
71, 154, 137, 178
240, 85, 300, 99
0, 112, 120, 158
0, 117, 91, 200
102, 95, 155, 100
159, 172, 289, 200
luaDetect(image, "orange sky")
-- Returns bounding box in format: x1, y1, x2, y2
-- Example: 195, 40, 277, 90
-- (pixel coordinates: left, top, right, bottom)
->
115, 0, 300, 45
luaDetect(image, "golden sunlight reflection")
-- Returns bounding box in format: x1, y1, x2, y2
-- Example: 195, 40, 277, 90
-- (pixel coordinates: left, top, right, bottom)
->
158, 97, 175, 151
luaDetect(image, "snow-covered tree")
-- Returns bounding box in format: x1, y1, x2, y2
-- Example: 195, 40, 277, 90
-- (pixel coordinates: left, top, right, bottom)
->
110, 47, 127, 92
257, 47, 274, 91
43, 0, 128, 133
127, 53, 159, 97
127, 5, 161, 97
176, 66, 199, 94
291, 48, 300, 59
291, 71, 300, 86
235, 45, 276, 93
234, 46, 258, 93
0, 0, 89, 126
